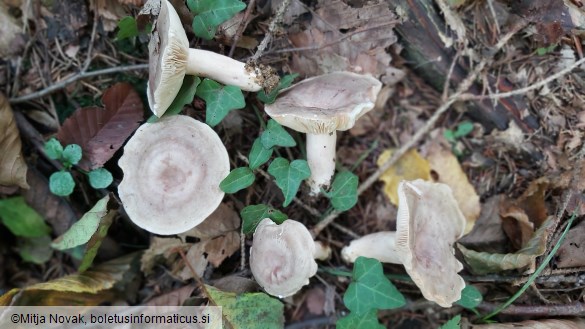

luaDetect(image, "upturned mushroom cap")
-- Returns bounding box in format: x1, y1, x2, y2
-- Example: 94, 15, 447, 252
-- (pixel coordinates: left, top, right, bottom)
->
118, 115, 229, 235
264, 72, 382, 134
396, 179, 466, 307
147, 0, 189, 117
250, 218, 318, 298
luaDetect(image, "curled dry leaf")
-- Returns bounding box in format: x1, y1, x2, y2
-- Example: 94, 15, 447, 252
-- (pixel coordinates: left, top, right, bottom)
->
554, 219, 585, 268
0, 93, 29, 189
57, 82, 143, 171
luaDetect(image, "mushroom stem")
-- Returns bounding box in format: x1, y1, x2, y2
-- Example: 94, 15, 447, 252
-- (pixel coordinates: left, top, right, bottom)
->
186, 49, 262, 92
341, 231, 402, 264
306, 132, 337, 195
314, 241, 332, 261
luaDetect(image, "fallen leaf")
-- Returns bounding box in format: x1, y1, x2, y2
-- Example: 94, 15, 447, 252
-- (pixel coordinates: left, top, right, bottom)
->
305, 287, 326, 315
500, 203, 534, 250
177, 242, 209, 279
0, 3, 25, 57
211, 275, 258, 294
459, 195, 508, 254
0, 93, 29, 188
57, 82, 144, 171
377, 148, 431, 206
471, 318, 585, 329
0, 196, 51, 237
516, 177, 550, 227
554, 219, 585, 268
180, 203, 240, 240
145, 285, 196, 306
204, 231, 239, 267
141, 237, 189, 274
90, 0, 128, 32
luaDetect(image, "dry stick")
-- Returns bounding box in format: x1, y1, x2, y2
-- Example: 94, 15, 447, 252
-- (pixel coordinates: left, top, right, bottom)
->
251, 0, 291, 61
477, 301, 585, 317
9, 64, 148, 104
228, 0, 256, 58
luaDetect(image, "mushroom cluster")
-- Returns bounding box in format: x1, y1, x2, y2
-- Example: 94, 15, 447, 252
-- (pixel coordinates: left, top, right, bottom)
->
250, 218, 330, 298
341, 179, 466, 307
118, 115, 229, 235
264, 72, 382, 195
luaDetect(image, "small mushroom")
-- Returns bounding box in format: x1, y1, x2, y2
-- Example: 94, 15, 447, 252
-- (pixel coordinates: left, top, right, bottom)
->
148, 0, 267, 116
250, 218, 331, 298
264, 72, 382, 194
118, 115, 229, 235
341, 179, 466, 307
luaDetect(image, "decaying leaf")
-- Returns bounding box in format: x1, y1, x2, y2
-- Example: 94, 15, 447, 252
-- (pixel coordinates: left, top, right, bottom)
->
377, 148, 431, 205
458, 217, 555, 275
145, 285, 195, 306
0, 3, 25, 57
179, 203, 239, 240
500, 203, 535, 250
554, 219, 585, 268
459, 195, 508, 254
90, 0, 128, 32
0, 93, 29, 188
471, 318, 585, 329
141, 237, 189, 274
57, 82, 143, 171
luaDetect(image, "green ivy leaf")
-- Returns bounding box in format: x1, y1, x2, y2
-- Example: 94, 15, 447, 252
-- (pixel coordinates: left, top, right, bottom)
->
326, 171, 358, 212
116, 16, 139, 40
257, 73, 298, 104
344, 257, 406, 314
49, 171, 75, 196
260, 119, 296, 149
187, 0, 246, 40
164, 76, 201, 117
454, 121, 474, 138
248, 138, 273, 170
62, 144, 82, 167
196, 79, 245, 127
240, 204, 287, 234
456, 285, 483, 309
220, 167, 255, 193
88, 168, 113, 189
268, 158, 310, 207
440, 315, 461, 329
336, 309, 385, 329
44, 138, 63, 160
0, 197, 51, 238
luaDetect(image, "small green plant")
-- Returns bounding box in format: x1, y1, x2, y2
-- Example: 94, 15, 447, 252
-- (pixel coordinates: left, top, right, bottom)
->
44, 138, 113, 196
443, 121, 473, 157
536, 44, 556, 56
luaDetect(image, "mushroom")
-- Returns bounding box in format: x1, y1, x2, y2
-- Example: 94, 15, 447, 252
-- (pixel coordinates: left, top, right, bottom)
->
250, 218, 331, 298
148, 0, 267, 116
118, 115, 229, 235
341, 179, 466, 307
264, 72, 382, 195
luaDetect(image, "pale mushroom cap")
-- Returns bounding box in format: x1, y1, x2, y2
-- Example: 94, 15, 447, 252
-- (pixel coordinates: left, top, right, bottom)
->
118, 115, 229, 235
147, 0, 189, 117
396, 179, 466, 307
264, 72, 382, 134
250, 218, 318, 298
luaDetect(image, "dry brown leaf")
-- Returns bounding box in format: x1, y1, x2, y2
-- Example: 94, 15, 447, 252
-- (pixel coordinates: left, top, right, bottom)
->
140, 237, 189, 274
500, 203, 534, 250
145, 285, 195, 306
377, 148, 431, 206
211, 275, 258, 294
177, 242, 209, 279
304, 287, 326, 315
205, 231, 240, 267
471, 318, 585, 329
422, 132, 480, 232
57, 82, 143, 171
0, 93, 29, 189
458, 195, 508, 254
517, 177, 550, 227
180, 203, 240, 240
0, 3, 25, 57
554, 219, 585, 268
90, 0, 128, 31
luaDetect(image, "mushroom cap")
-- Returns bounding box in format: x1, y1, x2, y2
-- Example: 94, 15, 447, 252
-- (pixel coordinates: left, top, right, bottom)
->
264, 72, 382, 134
118, 115, 229, 235
147, 0, 189, 117
396, 179, 466, 307
250, 218, 318, 298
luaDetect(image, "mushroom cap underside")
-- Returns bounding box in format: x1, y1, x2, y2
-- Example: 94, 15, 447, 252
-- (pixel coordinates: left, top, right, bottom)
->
118, 115, 229, 235
264, 72, 382, 134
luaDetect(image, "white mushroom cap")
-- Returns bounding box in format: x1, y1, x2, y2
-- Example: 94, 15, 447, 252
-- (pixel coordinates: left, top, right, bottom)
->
264, 72, 382, 134
250, 218, 318, 298
118, 115, 229, 235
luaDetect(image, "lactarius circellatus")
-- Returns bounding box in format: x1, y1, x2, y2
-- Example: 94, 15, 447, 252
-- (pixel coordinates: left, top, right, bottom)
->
264, 72, 382, 195
118, 115, 229, 235
148, 0, 268, 116
250, 218, 331, 298
341, 179, 466, 307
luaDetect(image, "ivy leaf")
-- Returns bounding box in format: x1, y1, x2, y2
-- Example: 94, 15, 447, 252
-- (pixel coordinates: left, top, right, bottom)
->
260, 119, 296, 149
240, 204, 287, 234
440, 315, 461, 329
196, 79, 245, 127
326, 171, 358, 212
344, 257, 406, 314
0, 197, 51, 238
49, 171, 75, 196
456, 285, 483, 309
336, 309, 385, 329
187, 0, 246, 40
44, 138, 63, 160
220, 167, 255, 193
257, 73, 298, 104
454, 121, 473, 138
62, 144, 82, 167
268, 158, 310, 207
248, 138, 273, 170
87, 168, 113, 189
162, 76, 201, 118
116, 16, 139, 40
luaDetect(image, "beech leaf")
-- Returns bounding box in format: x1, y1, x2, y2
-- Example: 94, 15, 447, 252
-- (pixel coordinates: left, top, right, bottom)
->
57, 82, 144, 171
0, 93, 29, 188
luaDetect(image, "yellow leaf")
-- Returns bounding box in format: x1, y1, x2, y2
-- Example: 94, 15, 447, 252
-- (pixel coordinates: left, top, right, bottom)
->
376, 149, 431, 205
0, 93, 29, 188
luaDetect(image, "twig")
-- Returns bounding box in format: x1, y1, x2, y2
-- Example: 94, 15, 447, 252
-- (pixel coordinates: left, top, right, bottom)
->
251, 0, 291, 61
477, 301, 585, 317
9, 64, 148, 104
228, 0, 256, 58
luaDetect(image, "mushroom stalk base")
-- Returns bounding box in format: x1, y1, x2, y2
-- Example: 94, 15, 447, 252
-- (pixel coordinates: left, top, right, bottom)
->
186, 49, 262, 92
306, 132, 337, 195
314, 241, 332, 261
341, 231, 402, 264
